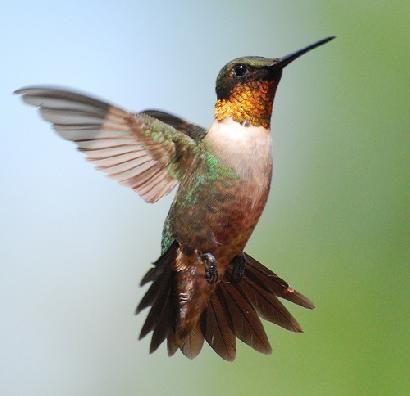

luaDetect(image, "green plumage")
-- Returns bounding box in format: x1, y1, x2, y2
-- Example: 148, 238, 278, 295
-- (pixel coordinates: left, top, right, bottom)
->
161, 141, 239, 254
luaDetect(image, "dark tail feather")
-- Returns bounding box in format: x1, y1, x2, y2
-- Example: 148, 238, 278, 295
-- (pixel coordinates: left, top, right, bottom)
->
200, 287, 237, 361
140, 242, 178, 286
149, 284, 174, 353
199, 252, 314, 357
244, 253, 315, 309
137, 243, 178, 316
181, 322, 205, 359
167, 327, 179, 356
137, 241, 178, 350
138, 267, 172, 340
240, 275, 302, 332
136, 240, 207, 359
135, 277, 162, 314
218, 282, 271, 355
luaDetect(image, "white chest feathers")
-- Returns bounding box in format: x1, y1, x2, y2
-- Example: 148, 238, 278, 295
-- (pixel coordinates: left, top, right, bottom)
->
205, 117, 273, 180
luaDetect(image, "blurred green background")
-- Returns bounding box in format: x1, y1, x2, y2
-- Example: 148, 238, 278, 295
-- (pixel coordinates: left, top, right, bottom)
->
1, 1, 409, 395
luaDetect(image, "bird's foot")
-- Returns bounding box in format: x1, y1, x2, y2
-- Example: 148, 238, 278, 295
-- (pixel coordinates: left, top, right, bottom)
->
230, 254, 246, 283
201, 253, 218, 283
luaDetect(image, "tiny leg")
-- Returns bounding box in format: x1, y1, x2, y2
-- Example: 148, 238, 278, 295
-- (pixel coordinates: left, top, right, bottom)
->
201, 252, 218, 283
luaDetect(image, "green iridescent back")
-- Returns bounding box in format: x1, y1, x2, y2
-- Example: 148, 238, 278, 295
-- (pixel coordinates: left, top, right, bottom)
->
160, 142, 239, 254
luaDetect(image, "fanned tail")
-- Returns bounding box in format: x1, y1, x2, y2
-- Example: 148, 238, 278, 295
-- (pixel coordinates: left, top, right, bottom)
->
242, 253, 315, 310
136, 241, 178, 354
136, 241, 206, 358
136, 246, 314, 361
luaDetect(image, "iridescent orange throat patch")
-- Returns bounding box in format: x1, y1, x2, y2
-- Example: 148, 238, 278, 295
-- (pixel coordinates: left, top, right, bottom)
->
214, 80, 277, 129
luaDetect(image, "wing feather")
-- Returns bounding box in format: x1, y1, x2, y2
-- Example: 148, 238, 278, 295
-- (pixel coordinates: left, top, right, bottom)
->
16, 86, 197, 203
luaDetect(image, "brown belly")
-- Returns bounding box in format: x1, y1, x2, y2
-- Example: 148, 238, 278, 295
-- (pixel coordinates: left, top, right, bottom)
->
171, 175, 270, 271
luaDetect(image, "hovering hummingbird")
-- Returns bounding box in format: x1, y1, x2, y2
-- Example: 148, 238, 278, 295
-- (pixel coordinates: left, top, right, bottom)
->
15, 36, 335, 361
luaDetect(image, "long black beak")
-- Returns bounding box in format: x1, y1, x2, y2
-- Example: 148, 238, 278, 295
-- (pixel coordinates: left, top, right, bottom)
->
274, 36, 336, 70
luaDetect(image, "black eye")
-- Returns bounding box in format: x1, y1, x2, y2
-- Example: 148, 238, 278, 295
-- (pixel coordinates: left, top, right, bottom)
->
234, 64, 248, 77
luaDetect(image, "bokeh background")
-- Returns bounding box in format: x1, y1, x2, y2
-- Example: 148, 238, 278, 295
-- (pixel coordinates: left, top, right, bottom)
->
1, 1, 409, 395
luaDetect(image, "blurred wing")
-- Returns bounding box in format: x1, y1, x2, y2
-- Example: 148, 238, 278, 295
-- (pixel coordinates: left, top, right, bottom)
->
15, 86, 198, 203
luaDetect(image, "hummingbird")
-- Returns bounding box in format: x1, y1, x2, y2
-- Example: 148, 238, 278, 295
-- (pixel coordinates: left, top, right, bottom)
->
15, 36, 335, 361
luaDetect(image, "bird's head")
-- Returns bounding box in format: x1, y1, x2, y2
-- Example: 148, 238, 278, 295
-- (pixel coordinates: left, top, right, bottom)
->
214, 36, 335, 129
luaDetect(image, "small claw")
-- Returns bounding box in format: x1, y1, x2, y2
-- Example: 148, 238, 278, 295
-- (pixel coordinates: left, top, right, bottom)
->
201, 253, 218, 283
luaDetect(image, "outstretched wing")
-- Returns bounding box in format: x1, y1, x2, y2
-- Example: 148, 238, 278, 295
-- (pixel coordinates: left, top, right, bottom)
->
15, 86, 198, 203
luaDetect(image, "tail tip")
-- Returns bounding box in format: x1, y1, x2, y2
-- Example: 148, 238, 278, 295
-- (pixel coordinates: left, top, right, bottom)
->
285, 287, 316, 310
260, 345, 272, 355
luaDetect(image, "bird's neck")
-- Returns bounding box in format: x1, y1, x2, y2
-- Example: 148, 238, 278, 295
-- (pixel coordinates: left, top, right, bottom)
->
214, 80, 278, 129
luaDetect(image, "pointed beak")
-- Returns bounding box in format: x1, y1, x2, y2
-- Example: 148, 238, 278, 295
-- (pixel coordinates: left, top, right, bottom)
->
272, 36, 336, 70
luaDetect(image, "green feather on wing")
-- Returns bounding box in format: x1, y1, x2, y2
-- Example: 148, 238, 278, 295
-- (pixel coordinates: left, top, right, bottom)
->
15, 86, 205, 203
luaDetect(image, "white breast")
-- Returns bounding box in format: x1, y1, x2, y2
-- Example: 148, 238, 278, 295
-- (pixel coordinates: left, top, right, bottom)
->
205, 117, 273, 180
